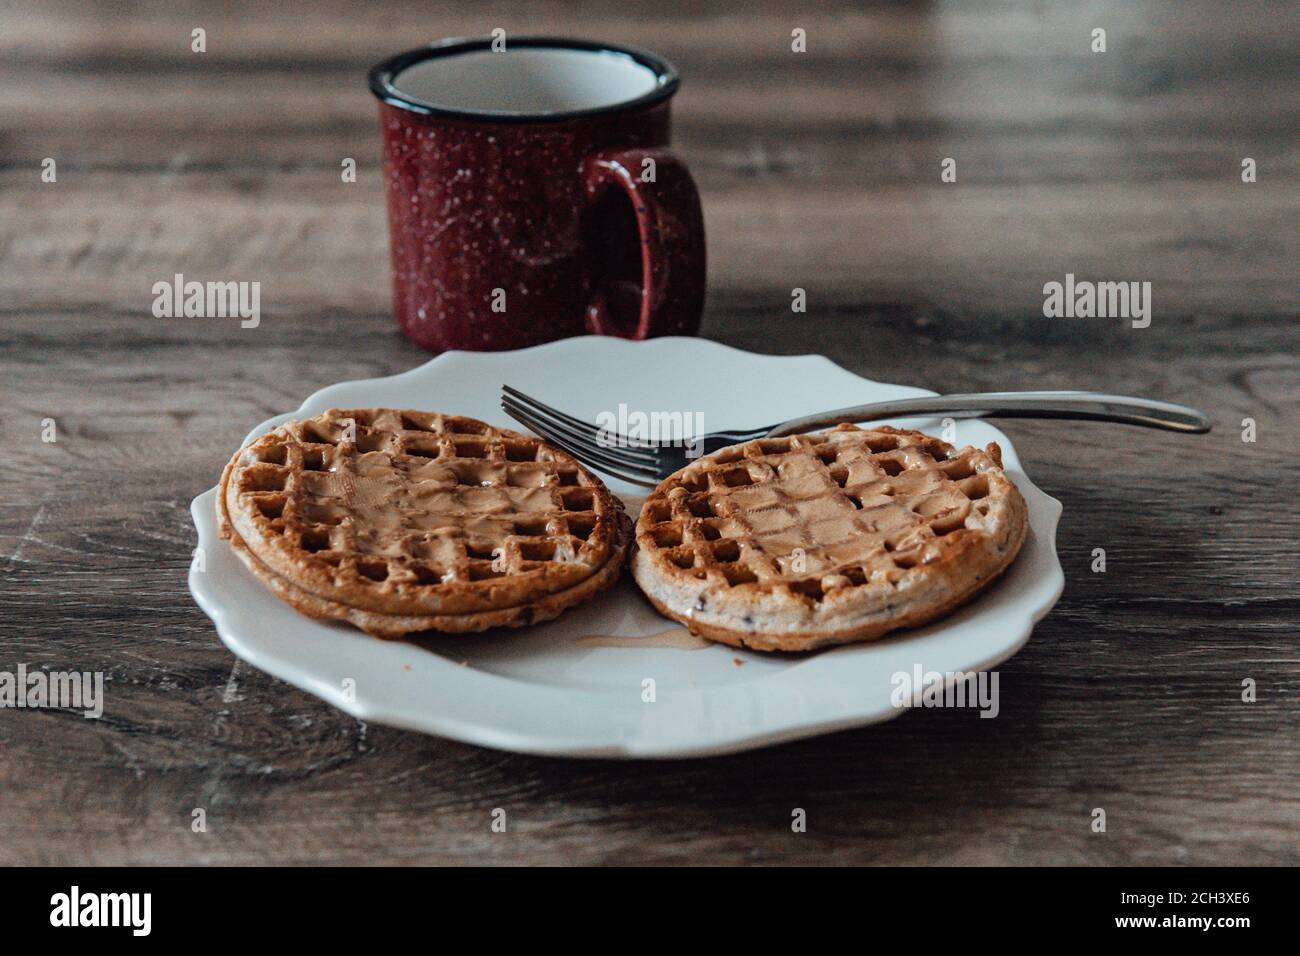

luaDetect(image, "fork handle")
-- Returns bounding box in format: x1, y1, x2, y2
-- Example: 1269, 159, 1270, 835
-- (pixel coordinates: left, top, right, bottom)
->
765, 390, 1211, 437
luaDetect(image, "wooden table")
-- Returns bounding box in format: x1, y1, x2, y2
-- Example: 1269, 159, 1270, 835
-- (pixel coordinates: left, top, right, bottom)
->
1, 0, 1295, 865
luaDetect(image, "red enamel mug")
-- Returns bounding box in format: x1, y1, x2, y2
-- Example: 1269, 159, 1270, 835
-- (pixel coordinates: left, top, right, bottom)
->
369, 37, 706, 352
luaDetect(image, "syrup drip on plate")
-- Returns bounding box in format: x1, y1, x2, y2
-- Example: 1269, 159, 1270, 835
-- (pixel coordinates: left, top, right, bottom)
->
575, 627, 711, 651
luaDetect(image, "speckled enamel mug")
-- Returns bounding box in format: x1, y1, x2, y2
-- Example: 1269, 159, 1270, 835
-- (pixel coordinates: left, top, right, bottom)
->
369, 37, 706, 352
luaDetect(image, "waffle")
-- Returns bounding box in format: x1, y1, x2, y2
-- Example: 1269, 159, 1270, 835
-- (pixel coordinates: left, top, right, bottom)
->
630, 424, 1027, 652
217, 409, 630, 637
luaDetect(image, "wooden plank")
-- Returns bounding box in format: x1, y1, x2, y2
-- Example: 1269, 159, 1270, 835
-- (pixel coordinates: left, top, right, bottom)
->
1, 173, 1296, 315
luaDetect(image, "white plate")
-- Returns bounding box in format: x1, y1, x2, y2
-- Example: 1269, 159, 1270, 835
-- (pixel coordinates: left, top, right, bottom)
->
189, 337, 1063, 758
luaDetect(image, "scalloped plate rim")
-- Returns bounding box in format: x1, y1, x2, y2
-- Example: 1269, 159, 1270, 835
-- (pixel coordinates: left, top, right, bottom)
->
188, 336, 1064, 758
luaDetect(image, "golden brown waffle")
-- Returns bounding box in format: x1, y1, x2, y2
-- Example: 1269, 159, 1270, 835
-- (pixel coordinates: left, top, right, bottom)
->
630, 424, 1027, 652
217, 409, 630, 637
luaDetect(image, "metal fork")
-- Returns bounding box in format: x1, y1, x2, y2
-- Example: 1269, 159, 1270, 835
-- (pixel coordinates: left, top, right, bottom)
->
501, 385, 1211, 487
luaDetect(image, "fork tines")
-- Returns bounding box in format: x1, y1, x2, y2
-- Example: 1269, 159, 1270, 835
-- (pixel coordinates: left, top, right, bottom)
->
500, 386, 663, 486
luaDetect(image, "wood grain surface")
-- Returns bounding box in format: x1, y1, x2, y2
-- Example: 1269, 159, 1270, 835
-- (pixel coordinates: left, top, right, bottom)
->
0, 0, 1296, 865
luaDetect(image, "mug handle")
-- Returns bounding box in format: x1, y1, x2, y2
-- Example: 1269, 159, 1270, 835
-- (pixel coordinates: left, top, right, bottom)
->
580, 147, 706, 339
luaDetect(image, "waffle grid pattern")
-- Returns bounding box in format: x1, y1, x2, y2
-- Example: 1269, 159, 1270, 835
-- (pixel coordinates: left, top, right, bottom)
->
226, 409, 621, 613
637, 426, 1005, 604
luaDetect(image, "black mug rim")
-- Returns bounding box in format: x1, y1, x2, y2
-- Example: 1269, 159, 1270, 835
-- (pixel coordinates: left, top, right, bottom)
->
369, 36, 681, 124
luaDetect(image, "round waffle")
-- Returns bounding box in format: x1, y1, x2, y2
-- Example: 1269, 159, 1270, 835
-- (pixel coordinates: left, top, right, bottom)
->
630, 424, 1027, 652
217, 408, 630, 637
